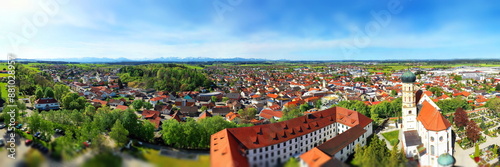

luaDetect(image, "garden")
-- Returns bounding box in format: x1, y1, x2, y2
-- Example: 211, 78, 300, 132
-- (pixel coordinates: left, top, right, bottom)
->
381, 130, 399, 146
470, 144, 499, 166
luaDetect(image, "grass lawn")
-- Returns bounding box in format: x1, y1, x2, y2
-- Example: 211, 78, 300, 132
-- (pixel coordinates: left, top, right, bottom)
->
83, 152, 122, 167
0, 82, 7, 98
140, 148, 210, 167
382, 130, 400, 146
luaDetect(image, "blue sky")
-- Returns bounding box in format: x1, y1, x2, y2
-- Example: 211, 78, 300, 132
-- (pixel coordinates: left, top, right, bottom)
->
1, 0, 499, 60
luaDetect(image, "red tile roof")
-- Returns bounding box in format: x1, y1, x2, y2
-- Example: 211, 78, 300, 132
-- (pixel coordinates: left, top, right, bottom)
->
417, 100, 451, 131
315, 125, 366, 156
91, 99, 107, 106
259, 109, 283, 119
223, 107, 371, 149
299, 148, 331, 167
210, 129, 249, 167
150, 96, 164, 101
35, 98, 58, 104
142, 110, 160, 119
149, 117, 161, 129
116, 105, 128, 110
266, 94, 279, 99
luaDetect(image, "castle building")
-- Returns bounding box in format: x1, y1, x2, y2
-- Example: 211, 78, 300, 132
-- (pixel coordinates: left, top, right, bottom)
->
400, 71, 455, 167
210, 106, 373, 167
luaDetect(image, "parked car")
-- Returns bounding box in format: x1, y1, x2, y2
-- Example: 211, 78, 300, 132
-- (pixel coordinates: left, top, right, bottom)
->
15, 124, 23, 129
0, 138, 4, 147
25, 139, 33, 145
0, 124, 5, 129
34, 132, 41, 138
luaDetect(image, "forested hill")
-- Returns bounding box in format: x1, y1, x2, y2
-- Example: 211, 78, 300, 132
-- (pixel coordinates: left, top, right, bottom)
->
118, 64, 213, 92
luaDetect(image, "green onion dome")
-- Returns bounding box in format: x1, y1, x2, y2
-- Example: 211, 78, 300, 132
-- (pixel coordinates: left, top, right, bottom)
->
401, 71, 416, 83
437, 153, 455, 166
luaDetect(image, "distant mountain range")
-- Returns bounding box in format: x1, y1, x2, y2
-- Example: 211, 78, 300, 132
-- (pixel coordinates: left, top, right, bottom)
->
20, 57, 276, 63
10, 57, 500, 63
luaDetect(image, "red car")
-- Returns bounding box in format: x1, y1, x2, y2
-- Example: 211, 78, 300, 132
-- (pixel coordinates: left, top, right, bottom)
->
25, 139, 33, 145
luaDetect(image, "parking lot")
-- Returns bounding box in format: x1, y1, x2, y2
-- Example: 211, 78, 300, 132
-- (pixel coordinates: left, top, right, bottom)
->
0, 124, 34, 167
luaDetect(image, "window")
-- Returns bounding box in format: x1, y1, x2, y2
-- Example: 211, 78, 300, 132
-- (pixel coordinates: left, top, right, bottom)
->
439, 136, 443, 142
431, 145, 435, 155
266, 147, 268, 151
271, 145, 274, 149
430, 137, 434, 142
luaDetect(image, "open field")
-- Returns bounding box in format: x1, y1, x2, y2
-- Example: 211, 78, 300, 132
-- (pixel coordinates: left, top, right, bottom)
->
0, 82, 7, 98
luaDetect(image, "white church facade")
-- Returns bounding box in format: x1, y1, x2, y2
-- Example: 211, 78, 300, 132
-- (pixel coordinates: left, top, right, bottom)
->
400, 71, 455, 167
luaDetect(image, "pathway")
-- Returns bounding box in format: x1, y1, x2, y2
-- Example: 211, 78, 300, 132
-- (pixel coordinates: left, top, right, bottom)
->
378, 126, 402, 151
454, 132, 500, 166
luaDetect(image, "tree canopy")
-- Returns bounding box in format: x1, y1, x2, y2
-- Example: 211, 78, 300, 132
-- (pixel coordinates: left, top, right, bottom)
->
119, 64, 213, 92
436, 97, 471, 114
161, 116, 238, 149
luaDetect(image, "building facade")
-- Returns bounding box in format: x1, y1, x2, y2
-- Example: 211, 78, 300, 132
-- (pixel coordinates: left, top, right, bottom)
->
210, 106, 373, 167
35, 98, 60, 110
401, 71, 454, 167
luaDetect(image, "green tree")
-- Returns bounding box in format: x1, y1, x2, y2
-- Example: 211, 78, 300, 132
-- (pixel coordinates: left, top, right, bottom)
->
387, 145, 407, 167
314, 100, 322, 109
436, 97, 471, 114
211, 96, 218, 102
391, 90, 398, 97
35, 87, 44, 99
143, 102, 153, 110
44, 87, 55, 98
239, 108, 257, 121
161, 119, 183, 147
3, 105, 19, 125
110, 119, 129, 148
485, 98, 500, 113
281, 104, 303, 121
132, 100, 143, 111
139, 120, 156, 142
54, 84, 70, 101
222, 97, 229, 102
283, 157, 299, 167
200, 106, 208, 112
299, 103, 312, 112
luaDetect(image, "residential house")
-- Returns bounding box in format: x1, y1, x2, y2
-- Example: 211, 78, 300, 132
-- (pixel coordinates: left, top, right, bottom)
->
35, 98, 60, 110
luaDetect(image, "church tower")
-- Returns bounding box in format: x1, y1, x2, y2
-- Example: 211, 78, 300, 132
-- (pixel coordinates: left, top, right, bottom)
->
401, 71, 417, 131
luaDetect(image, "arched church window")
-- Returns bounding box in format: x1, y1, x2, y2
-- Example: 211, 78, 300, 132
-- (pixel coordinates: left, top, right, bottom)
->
409, 110, 412, 114
430, 137, 434, 142
439, 136, 443, 142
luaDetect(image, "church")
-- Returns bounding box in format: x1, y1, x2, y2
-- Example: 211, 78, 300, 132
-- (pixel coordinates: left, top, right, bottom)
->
400, 71, 455, 167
